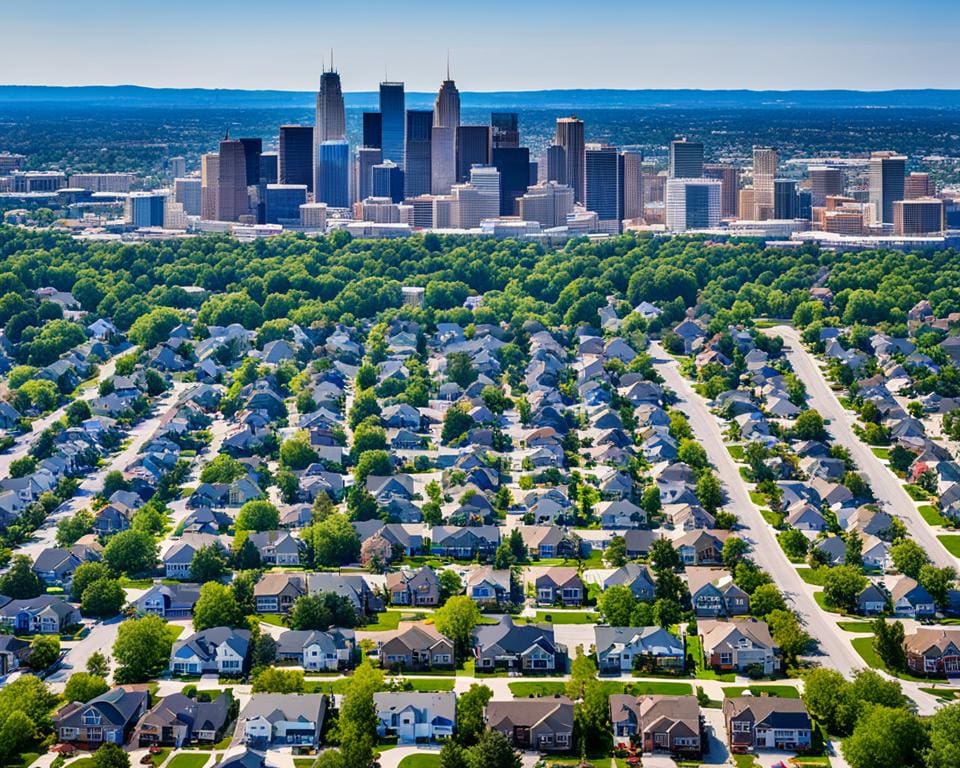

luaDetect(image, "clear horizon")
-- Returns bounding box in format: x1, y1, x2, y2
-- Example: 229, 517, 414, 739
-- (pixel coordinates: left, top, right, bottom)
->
4, 0, 959, 92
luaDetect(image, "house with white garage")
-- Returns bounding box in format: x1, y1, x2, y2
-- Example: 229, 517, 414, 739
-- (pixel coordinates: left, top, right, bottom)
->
374, 691, 456, 743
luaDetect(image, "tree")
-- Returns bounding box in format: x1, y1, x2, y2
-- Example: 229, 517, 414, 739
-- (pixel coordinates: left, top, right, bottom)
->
565, 646, 598, 700
232, 571, 257, 615
56, 509, 95, 547
802, 668, 849, 735
235, 500, 279, 533
193, 582, 243, 631
440, 741, 468, 768
289, 593, 357, 631
349, 388, 381, 429
649, 537, 680, 573
308, 513, 360, 567
695, 471, 723, 514
640, 484, 661, 515
64, 672, 108, 702
480, 385, 511, 415
128, 307, 182, 349
919, 564, 956, 609
86, 651, 109, 678
0, 674, 58, 734
190, 544, 229, 583
131, 504, 166, 535
598, 585, 637, 626
841, 704, 927, 768
113, 614, 175, 682
251, 667, 304, 693
446, 352, 478, 388
8, 456, 36, 478
92, 743, 130, 768
280, 432, 318, 470
200, 454, 247, 483
28, 635, 60, 670
845, 531, 864, 570
456, 684, 493, 746
722, 537, 749, 570
339, 660, 384, 768
677, 438, 708, 470
926, 701, 960, 768
103, 529, 157, 576
750, 583, 786, 618
822, 564, 868, 611
890, 539, 929, 579
793, 409, 827, 441
434, 595, 482, 660
251, 630, 278, 669
0, 555, 43, 598
733, 561, 772, 595
353, 450, 393, 485
888, 445, 916, 475
0, 710, 34, 766
81, 578, 125, 618
351, 420, 388, 458
605, 535, 627, 567
873, 617, 907, 672
778, 528, 809, 559
466, 730, 521, 768
102, 470, 130, 497
439, 570, 463, 601
767, 609, 810, 667
442, 404, 474, 445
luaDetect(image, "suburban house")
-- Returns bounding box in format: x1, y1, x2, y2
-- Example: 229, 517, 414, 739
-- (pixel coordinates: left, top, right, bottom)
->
136, 692, 232, 747
699, 619, 779, 676
374, 691, 456, 743
0, 635, 30, 675
0, 595, 81, 634
239, 694, 328, 748
673, 530, 725, 566
386, 567, 440, 607
245, 531, 302, 566
890, 576, 936, 618
430, 526, 500, 558
276, 629, 356, 671
594, 627, 685, 674
169, 627, 251, 676
134, 583, 201, 619
686, 568, 750, 617
516, 525, 575, 559
535, 567, 584, 606
904, 627, 960, 676
465, 566, 513, 607
474, 617, 567, 674
602, 564, 656, 601
856, 583, 888, 616
55, 687, 150, 745
378, 622, 455, 671
254, 572, 306, 614
484, 698, 574, 753
609, 695, 702, 758
723, 697, 813, 752
163, 533, 226, 579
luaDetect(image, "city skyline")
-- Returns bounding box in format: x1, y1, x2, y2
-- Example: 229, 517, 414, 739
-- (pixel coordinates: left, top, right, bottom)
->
4, 0, 960, 92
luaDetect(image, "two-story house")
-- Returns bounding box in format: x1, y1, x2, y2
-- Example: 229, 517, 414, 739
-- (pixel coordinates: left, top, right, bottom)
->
169, 627, 251, 676
594, 626, 685, 674
723, 697, 812, 752
239, 694, 327, 748
535, 567, 584, 606
54, 687, 149, 746
385, 567, 440, 607
700, 619, 779, 676
609, 694, 702, 758
686, 568, 750, 617
484, 698, 573, 753
378, 622, 455, 671
276, 628, 355, 671
374, 691, 456, 743
474, 616, 567, 674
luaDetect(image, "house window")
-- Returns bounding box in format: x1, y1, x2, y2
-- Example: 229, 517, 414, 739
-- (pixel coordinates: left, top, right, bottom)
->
732, 721, 752, 733
719, 653, 733, 665
654, 733, 667, 746
556, 734, 569, 746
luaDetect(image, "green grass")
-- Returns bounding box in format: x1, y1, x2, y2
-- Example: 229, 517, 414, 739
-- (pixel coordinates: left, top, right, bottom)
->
509, 681, 566, 697
117, 577, 155, 589
361, 611, 405, 631
837, 621, 875, 633
393, 678, 456, 692
938, 535, 960, 557
724, 685, 800, 698
166, 624, 184, 641
851, 636, 931, 682
813, 591, 842, 613
293, 760, 315, 768
871, 447, 890, 460
733, 755, 759, 768
727, 445, 745, 461
749, 490, 768, 507
167, 754, 210, 768
919, 505, 952, 527
625, 681, 692, 696
532, 611, 598, 624
796, 567, 828, 586
789, 758, 831, 767
905, 484, 933, 502
687, 634, 735, 682
397, 755, 440, 768
919, 686, 960, 702
67, 760, 96, 768
257, 613, 287, 627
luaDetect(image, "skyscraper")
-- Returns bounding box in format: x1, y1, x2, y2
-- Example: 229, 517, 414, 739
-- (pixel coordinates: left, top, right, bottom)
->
669, 138, 704, 179
456, 126, 491, 183
703, 163, 739, 218
492, 147, 530, 216
217, 136, 250, 222
555, 117, 585, 203
174, 177, 202, 217
808, 166, 845, 208
585, 144, 624, 231
279, 125, 314, 192
200, 153, 219, 220
355, 147, 383, 203
665, 179, 721, 232
264, 184, 308, 224
372, 160, 404, 203
492, 112, 520, 148
517, 181, 575, 229
752, 147, 778, 220
238, 138, 262, 187
314, 63, 346, 194
430, 73, 460, 196
362, 112, 382, 149
773, 179, 799, 219
545, 145, 566, 185
893, 198, 944, 235
433, 71, 461, 130
905, 172, 935, 199
869, 151, 906, 225
318, 140, 350, 208
621, 150, 644, 221
405, 110, 433, 198
259, 153, 278, 184
379, 82, 406, 167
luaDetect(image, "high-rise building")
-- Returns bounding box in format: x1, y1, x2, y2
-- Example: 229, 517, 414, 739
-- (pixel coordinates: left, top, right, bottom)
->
894, 198, 944, 235
174, 177, 202, 217
492, 147, 530, 216
433, 72, 461, 130
451, 182, 499, 228
585, 144, 624, 230
703, 163, 739, 218
905, 172, 935, 199
355, 147, 383, 204
431, 71, 460, 196
868, 151, 907, 225
125, 191, 167, 228
808, 166, 845, 208
405, 110, 433, 198
456, 126, 491, 183
362, 112, 382, 149
798, 190, 812, 220
469, 166, 501, 216
669, 138, 704, 179
317, 140, 350, 208
491, 112, 520, 148
265, 184, 308, 224
0, 153, 25, 175
68, 173, 136, 193
665, 178, 721, 232
379, 82, 406, 166
259, 152, 278, 184
300, 202, 328, 229
372, 160, 404, 203
238, 138, 262, 187
168, 156, 186, 178
279, 125, 314, 192
545, 144, 566, 185
517, 181, 575, 229
200, 153, 219, 220
555, 117, 585, 203
217, 137, 250, 222
621, 150, 644, 221
314, 65, 346, 194
752, 147, 778, 220
774, 179, 799, 220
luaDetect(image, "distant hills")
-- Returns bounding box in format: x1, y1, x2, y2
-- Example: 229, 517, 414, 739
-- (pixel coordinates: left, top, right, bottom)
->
3, 85, 960, 110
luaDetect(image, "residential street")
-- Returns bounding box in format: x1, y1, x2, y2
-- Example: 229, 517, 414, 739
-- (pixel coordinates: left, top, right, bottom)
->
768, 325, 959, 570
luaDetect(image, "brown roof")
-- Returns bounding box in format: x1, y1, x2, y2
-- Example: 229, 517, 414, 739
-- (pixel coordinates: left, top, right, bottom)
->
904, 627, 960, 656
485, 697, 574, 731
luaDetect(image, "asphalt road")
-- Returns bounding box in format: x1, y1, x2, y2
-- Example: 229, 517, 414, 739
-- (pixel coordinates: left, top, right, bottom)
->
768, 325, 959, 570
649, 341, 866, 676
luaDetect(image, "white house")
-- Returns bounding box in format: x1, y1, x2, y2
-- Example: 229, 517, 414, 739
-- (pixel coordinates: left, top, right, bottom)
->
374, 691, 456, 743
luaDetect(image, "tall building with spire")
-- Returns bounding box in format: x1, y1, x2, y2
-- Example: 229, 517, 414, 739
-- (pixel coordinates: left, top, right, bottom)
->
432, 60, 460, 195
314, 55, 346, 195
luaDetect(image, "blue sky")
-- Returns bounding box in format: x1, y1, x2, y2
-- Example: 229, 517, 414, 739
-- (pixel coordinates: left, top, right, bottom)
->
4, 0, 959, 91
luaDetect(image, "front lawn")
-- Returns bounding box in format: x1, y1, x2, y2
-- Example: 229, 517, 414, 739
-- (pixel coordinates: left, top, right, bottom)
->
796, 567, 828, 587
625, 681, 693, 696
919, 505, 951, 527
687, 634, 735, 682
509, 681, 565, 697
905, 484, 934, 502
871, 447, 890, 460
393, 678, 456, 692
397, 755, 440, 768
836, 621, 875, 633
727, 445, 745, 461
361, 611, 405, 631
532, 611, 598, 624
724, 685, 800, 698
257, 613, 287, 627
850, 636, 931, 682
167, 754, 210, 768
938, 535, 960, 557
